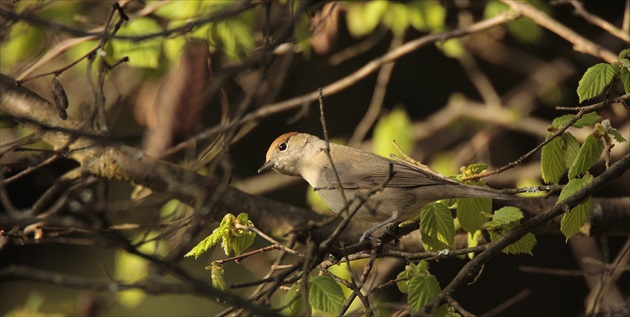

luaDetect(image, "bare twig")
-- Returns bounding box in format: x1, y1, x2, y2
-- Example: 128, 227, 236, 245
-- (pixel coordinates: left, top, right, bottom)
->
558, 0, 630, 42
500, 0, 618, 63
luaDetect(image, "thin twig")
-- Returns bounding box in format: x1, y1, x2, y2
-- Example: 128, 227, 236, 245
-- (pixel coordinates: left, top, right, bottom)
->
558, 0, 630, 42
500, 0, 617, 63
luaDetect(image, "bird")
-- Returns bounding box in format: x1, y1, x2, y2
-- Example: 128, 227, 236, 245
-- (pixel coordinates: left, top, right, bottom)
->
258, 132, 510, 242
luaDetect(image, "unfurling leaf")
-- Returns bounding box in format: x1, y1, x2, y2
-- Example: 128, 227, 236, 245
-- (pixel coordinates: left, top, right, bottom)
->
185, 213, 257, 258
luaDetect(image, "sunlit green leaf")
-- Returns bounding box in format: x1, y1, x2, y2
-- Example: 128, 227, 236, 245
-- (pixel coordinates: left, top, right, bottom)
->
557, 174, 593, 203
577, 63, 617, 103
420, 202, 455, 250
574, 112, 602, 128
438, 38, 465, 58
382, 3, 409, 37
551, 112, 601, 129
483, 207, 523, 230
185, 229, 222, 259
346, 1, 388, 37
457, 197, 491, 233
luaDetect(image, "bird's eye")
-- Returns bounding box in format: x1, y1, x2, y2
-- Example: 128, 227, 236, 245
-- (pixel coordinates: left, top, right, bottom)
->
278, 142, 287, 151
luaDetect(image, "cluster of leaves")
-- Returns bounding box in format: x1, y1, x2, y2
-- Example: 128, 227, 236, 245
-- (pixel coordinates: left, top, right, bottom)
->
419, 164, 536, 255
540, 49, 629, 240
185, 213, 255, 294
185, 213, 256, 259
345, 1, 445, 38
109, 2, 255, 68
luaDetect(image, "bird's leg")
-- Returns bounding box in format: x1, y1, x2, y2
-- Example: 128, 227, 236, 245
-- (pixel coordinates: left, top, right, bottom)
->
359, 211, 401, 243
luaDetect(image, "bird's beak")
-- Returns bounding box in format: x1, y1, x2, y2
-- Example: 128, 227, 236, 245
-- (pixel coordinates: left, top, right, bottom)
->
258, 160, 274, 173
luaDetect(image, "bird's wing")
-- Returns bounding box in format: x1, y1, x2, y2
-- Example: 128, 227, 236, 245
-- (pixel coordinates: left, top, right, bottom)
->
321, 145, 458, 189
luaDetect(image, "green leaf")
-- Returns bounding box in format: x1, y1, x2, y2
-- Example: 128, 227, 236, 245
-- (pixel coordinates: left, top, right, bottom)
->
408, 275, 441, 312
507, 16, 543, 44
281, 283, 302, 316
396, 270, 408, 294
211, 12, 255, 61
488, 230, 536, 255
551, 112, 601, 129
346, 1, 388, 37
418, 1, 446, 32
462, 163, 489, 177
208, 263, 226, 291
502, 232, 537, 255
483, 207, 523, 230
577, 63, 617, 103
308, 276, 345, 314
574, 112, 602, 128
420, 202, 455, 250
231, 228, 255, 256
609, 128, 627, 143
111, 18, 163, 68
550, 114, 574, 129
541, 134, 565, 184
557, 174, 593, 203
556, 175, 593, 240
560, 197, 591, 241
457, 197, 492, 233
382, 3, 409, 37
373, 106, 413, 157
438, 38, 465, 58
563, 132, 581, 169
184, 229, 222, 259
619, 48, 630, 60
619, 66, 630, 94
483, 0, 549, 44
568, 134, 604, 179
483, 1, 508, 19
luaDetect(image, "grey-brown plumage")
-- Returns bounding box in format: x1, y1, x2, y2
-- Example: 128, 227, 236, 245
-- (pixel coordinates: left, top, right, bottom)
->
259, 132, 509, 240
